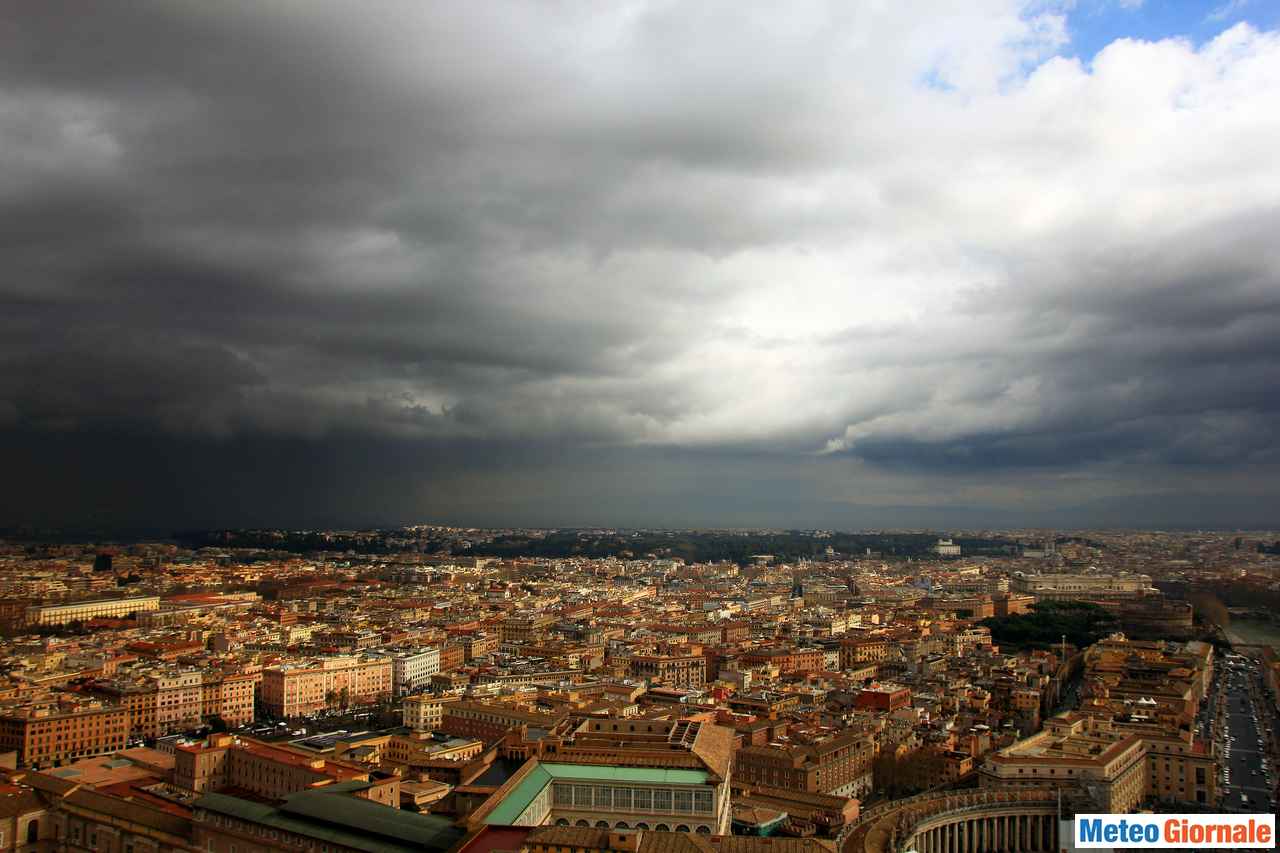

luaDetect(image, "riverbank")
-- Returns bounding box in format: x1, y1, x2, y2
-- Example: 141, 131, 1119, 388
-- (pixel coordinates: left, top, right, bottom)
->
1225, 618, 1280, 651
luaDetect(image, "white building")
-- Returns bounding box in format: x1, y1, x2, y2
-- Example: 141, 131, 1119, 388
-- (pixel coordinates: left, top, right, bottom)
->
933, 538, 962, 557
390, 647, 441, 696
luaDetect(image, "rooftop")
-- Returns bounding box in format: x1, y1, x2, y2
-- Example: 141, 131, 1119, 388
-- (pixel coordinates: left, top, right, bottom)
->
197, 786, 464, 853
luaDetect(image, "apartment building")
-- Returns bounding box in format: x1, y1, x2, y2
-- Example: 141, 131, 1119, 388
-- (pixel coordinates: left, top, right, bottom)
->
202, 671, 257, 728
0, 700, 129, 768
388, 647, 441, 696
853, 683, 911, 713
439, 643, 466, 673
628, 653, 706, 688
398, 695, 457, 734
734, 730, 875, 798
502, 613, 556, 643
442, 701, 567, 744
839, 639, 891, 668
155, 670, 204, 734
259, 656, 392, 718
90, 668, 257, 738
463, 633, 501, 661
737, 647, 826, 675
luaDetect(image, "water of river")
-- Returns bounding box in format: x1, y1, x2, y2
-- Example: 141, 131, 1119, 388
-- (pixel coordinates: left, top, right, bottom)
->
1225, 618, 1280, 650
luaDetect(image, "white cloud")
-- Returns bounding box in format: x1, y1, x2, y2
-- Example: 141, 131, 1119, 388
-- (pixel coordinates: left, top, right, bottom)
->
1207, 0, 1249, 22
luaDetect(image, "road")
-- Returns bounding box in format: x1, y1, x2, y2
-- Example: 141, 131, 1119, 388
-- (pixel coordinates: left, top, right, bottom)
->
1212, 653, 1276, 812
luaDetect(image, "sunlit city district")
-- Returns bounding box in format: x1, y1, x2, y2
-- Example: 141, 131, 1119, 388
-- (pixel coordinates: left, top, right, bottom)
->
0, 529, 1276, 851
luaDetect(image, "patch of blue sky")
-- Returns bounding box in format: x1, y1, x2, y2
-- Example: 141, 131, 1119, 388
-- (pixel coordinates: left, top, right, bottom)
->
1062, 0, 1280, 65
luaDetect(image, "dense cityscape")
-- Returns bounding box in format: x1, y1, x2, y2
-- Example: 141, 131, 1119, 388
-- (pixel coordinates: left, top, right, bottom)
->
0, 527, 1275, 851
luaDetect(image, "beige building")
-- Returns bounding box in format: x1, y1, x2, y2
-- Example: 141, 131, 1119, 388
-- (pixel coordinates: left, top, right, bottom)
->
1011, 573, 1153, 600
174, 733, 392, 804
980, 712, 1216, 810
155, 670, 204, 734
628, 653, 705, 688
260, 656, 392, 718
25, 595, 161, 626
402, 694, 458, 731
502, 613, 556, 643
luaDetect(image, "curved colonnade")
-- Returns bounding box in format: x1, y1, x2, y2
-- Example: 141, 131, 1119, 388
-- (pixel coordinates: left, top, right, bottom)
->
843, 788, 1061, 853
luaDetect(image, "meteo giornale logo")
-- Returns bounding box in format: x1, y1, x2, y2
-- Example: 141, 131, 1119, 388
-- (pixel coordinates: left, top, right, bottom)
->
1075, 813, 1276, 849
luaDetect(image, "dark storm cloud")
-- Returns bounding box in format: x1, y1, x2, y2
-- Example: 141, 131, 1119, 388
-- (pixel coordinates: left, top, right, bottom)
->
2, 2, 1279, 527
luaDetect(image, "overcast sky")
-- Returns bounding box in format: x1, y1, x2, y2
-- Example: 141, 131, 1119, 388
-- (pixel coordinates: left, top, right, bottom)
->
2, 1, 1279, 531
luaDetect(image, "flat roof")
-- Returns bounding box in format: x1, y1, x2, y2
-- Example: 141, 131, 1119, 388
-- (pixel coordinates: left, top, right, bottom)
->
482, 762, 710, 826
197, 789, 463, 853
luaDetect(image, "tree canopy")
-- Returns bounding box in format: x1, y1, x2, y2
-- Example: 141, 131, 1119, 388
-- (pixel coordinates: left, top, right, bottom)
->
980, 600, 1118, 650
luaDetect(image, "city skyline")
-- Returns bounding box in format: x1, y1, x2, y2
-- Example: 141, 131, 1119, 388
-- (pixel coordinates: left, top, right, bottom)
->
3, 2, 1280, 530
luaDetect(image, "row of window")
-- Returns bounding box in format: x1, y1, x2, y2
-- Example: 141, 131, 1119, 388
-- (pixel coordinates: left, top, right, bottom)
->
553, 818, 713, 834
551, 783, 715, 814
